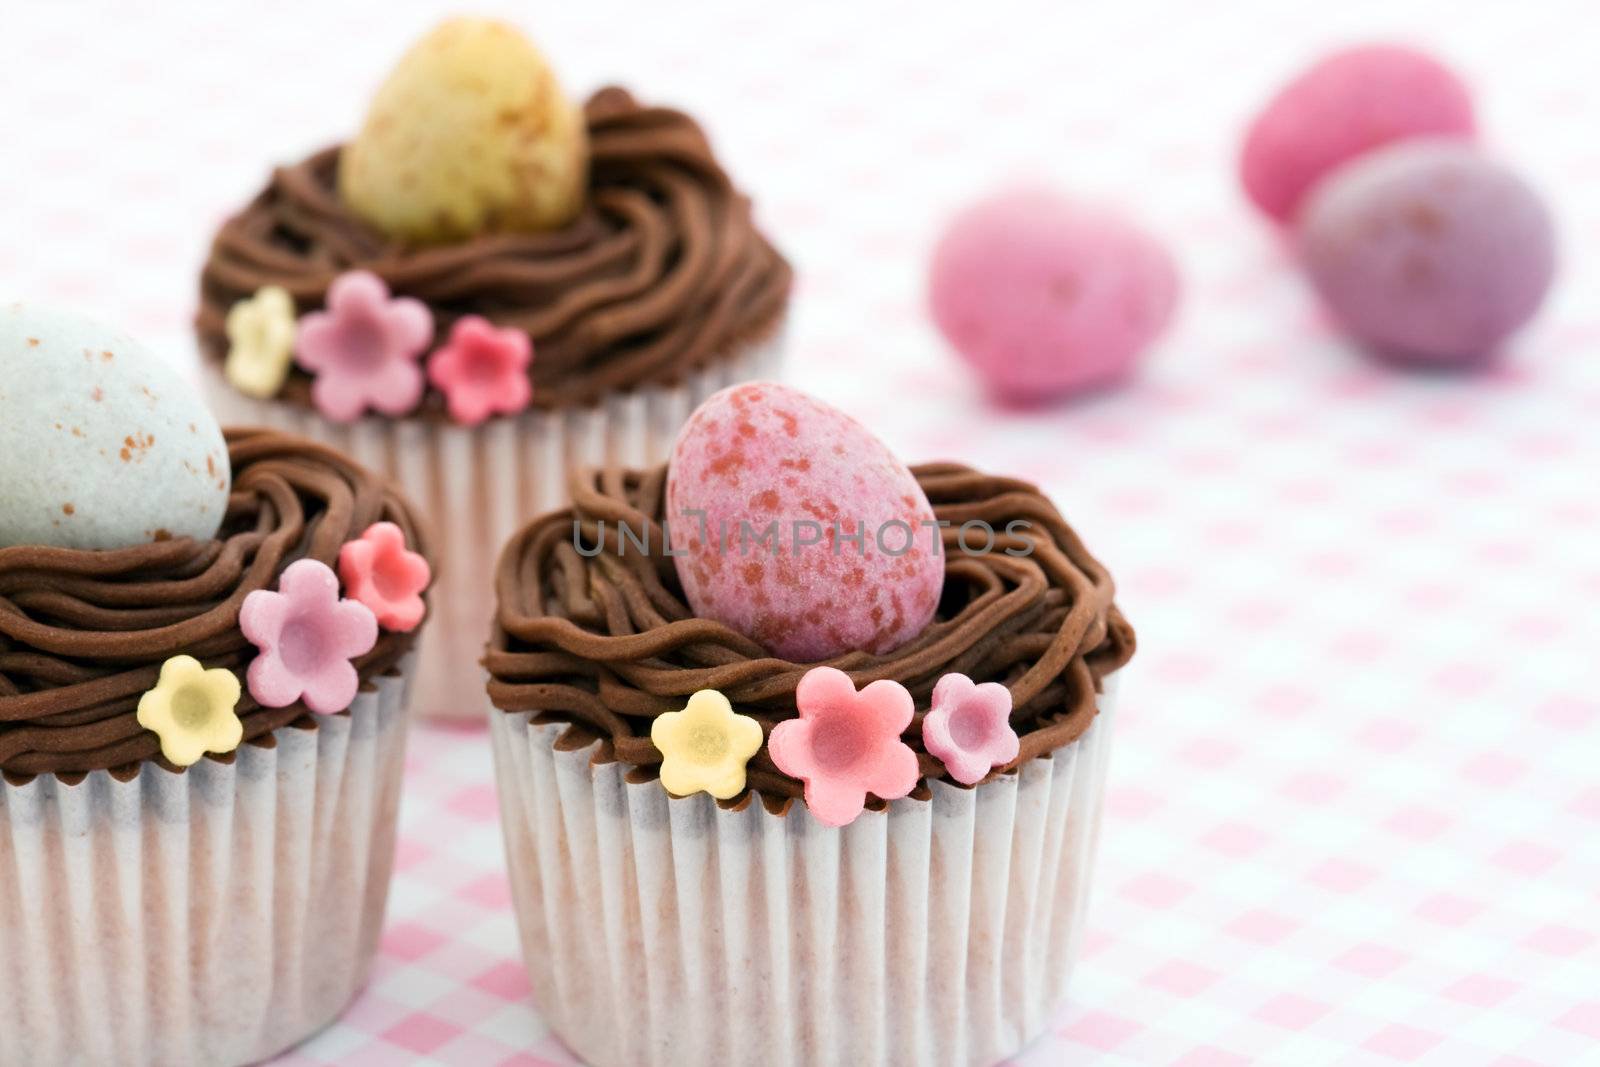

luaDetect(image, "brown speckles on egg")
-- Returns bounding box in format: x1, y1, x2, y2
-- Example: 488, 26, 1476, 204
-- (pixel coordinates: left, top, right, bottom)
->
26, 338, 39, 347
120, 432, 155, 463
101, 350, 114, 362
91, 387, 104, 402
61, 503, 75, 516
120, 435, 156, 463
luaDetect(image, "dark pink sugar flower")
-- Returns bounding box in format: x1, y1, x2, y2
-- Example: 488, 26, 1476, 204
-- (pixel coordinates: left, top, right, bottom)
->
295, 270, 432, 421
240, 559, 378, 714
425, 315, 533, 426
768, 666, 920, 828
338, 522, 431, 632
921, 672, 1019, 785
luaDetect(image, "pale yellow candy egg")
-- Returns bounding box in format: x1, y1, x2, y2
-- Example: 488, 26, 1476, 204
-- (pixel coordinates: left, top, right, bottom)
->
339, 18, 589, 244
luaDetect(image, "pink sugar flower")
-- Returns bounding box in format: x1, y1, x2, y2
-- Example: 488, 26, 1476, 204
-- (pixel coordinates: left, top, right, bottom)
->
425, 315, 533, 426
295, 270, 432, 421
922, 672, 1019, 785
338, 522, 431, 632
240, 558, 378, 714
768, 666, 920, 828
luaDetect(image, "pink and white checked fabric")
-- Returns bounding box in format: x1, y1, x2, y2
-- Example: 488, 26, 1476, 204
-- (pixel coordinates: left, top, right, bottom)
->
2, 1, 1596, 1064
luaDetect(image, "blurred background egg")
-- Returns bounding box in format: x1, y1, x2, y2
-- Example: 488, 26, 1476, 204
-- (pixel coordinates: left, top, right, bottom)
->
927, 187, 1179, 404
1240, 43, 1477, 223
1296, 141, 1556, 365
339, 17, 589, 243
0, 303, 230, 550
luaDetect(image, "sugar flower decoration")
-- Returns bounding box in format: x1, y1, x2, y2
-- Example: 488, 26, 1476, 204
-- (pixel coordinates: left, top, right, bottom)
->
338, 522, 431, 632
921, 672, 1019, 785
650, 689, 765, 800
136, 655, 244, 768
768, 666, 919, 827
425, 315, 534, 426
295, 270, 432, 422
224, 285, 297, 399
239, 558, 378, 714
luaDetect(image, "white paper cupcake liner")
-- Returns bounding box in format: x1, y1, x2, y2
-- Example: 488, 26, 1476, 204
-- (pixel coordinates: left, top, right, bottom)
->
487, 678, 1120, 1067
204, 333, 785, 719
0, 663, 413, 1067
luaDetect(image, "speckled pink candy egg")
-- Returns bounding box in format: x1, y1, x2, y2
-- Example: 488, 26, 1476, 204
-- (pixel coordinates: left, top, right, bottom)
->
666, 382, 942, 663
928, 188, 1179, 403
1297, 141, 1556, 365
1241, 44, 1476, 223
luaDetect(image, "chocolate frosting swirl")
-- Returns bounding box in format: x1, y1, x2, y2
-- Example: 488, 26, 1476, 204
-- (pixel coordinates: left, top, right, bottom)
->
0, 428, 430, 782
486, 465, 1134, 813
197, 87, 792, 413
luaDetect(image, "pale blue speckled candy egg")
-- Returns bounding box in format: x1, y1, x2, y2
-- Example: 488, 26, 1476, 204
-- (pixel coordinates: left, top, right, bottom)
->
0, 303, 230, 549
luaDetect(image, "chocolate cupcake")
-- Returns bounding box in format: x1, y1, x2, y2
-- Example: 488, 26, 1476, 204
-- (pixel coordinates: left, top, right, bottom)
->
484, 383, 1132, 1067
196, 18, 791, 716
0, 305, 433, 1065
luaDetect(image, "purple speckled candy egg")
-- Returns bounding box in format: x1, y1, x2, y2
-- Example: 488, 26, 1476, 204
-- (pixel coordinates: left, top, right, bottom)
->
928, 187, 1179, 403
1297, 141, 1556, 365
666, 382, 942, 662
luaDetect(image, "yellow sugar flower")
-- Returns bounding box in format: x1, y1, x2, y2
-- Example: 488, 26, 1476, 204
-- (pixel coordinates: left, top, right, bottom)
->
224, 285, 297, 399
136, 655, 244, 768
650, 689, 764, 800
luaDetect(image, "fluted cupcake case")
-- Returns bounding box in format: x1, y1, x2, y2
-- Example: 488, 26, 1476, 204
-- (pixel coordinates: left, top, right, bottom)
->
489, 679, 1120, 1067
204, 332, 782, 717
0, 665, 411, 1067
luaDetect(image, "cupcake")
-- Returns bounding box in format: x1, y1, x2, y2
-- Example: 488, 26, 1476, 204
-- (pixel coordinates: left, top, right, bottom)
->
196, 18, 792, 716
485, 382, 1133, 1066
0, 305, 433, 1065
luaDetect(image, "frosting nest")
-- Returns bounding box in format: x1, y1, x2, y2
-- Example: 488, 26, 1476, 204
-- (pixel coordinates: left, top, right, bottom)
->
485, 464, 1134, 813
197, 87, 792, 413
0, 429, 430, 781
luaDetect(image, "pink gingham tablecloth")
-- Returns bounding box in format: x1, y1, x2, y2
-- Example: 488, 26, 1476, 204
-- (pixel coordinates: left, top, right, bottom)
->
1, 1, 1596, 1063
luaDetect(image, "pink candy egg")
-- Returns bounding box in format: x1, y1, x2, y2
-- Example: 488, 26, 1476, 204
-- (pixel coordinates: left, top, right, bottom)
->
1241, 44, 1476, 223
928, 188, 1179, 403
666, 382, 943, 663
1297, 141, 1556, 365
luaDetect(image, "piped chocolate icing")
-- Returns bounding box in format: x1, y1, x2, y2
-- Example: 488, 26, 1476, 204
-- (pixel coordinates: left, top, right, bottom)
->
0, 429, 430, 781
197, 87, 792, 414
485, 464, 1134, 813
